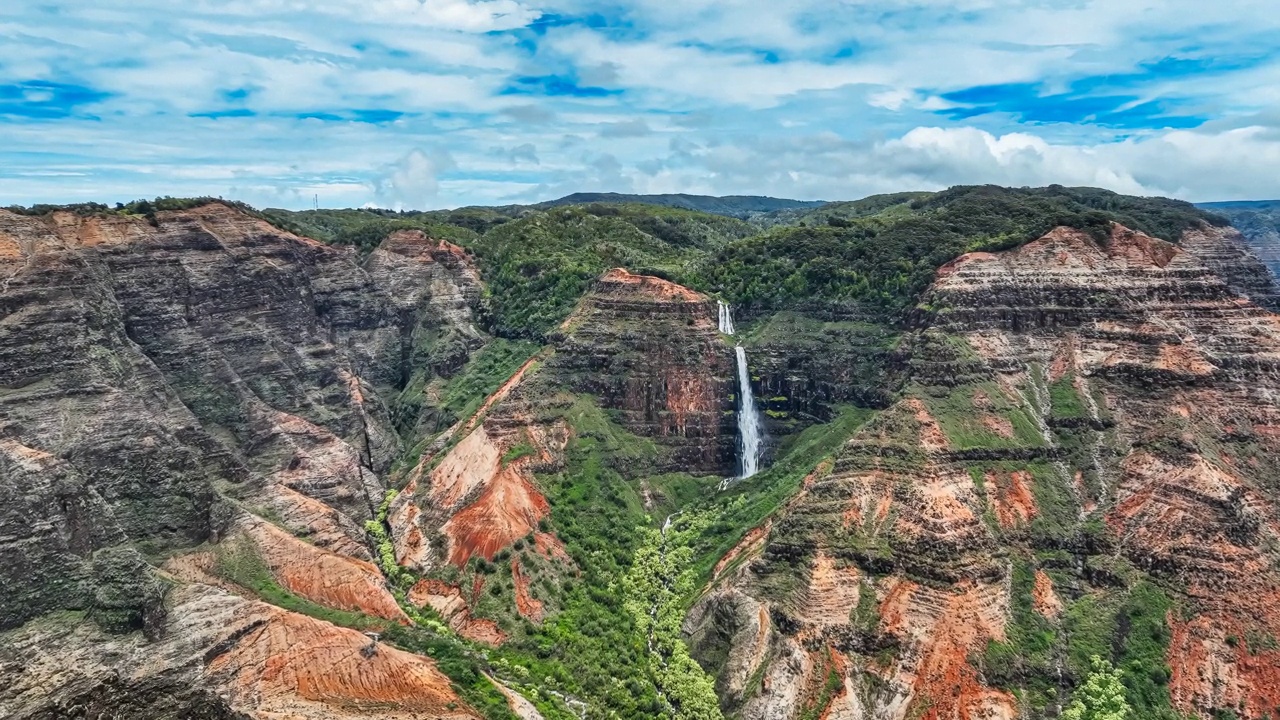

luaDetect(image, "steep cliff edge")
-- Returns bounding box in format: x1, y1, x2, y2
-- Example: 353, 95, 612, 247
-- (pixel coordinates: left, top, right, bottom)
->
1197, 201, 1280, 282
689, 223, 1280, 720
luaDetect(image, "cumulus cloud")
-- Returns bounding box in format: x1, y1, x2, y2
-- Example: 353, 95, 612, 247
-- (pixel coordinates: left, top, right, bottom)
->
372, 149, 456, 209
4, 0, 1280, 208
624, 125, 1280, 202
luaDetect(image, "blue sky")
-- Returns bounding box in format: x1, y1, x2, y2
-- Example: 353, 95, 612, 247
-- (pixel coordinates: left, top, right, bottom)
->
3, 1, 1280, 209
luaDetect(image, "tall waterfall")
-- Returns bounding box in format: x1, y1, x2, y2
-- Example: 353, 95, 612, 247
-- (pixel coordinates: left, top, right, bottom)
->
718, 302, 762, 480
734, 346, 762, 478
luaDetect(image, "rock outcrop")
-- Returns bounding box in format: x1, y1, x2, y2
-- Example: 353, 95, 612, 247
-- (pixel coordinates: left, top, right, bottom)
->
0, 583, 477, 720
549, 268, 738, 474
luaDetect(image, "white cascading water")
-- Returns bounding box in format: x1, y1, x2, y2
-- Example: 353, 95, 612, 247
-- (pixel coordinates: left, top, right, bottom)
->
734, 345, 762, 478
718, 302, 762, 480
717, 300, 735, 335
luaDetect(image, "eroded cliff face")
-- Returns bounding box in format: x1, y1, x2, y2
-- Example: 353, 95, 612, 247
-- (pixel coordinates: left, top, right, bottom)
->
0, 583, 475, 720
0, 205, 487, 719
550, 268, 738, 473
388, 267, 738, 634
689, 223, 1280, 720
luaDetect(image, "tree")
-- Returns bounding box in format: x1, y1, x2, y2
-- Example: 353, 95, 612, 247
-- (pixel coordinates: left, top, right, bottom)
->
1063, 655, 1131, 720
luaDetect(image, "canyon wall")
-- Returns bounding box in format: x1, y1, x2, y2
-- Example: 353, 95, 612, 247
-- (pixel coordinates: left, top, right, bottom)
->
689, 223, 1280, 720
0, 205, 486, 719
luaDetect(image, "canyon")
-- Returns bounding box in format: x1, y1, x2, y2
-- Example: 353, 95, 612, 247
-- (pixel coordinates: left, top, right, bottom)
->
2, 187, 1280, 720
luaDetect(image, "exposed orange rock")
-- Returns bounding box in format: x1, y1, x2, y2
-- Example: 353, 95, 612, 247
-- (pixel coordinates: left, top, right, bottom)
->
533, 532, 571, 562
0, 580, 480, 720
906, 398, 950, 452
406, 578, 507, 646
1154, 341, 1217, 377
1108, 451, 1280, 718
1032, 569, 1063, 619
394, 414, 570, 571
886, 581, 1016, 720
443, 456, 554, 567
1169, 608, 1280, 719
205, 596, 477, 719
597, 267, 707, 303
511, 558, 545, 623
797, 553, 862, 634
988, 470, 1039, 530
1106, 223, 1179, 267
979, 414, 1015, 438
242, 518, 410, 623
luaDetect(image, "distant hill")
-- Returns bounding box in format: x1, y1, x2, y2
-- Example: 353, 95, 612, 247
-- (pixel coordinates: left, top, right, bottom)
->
537, 192, 826, 218
1198, 200, 1280, 279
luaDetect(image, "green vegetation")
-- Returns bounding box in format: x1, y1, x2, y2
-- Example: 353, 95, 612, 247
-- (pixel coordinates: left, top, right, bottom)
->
215, 536, 382, 632
690, 185, 1223, 317
690, 405, 877, 582
365, 490, 412, 588
467, 204, 752, 337
985, 562, 1181, 720
1062, 656, 1131, 720
920, 382, 1046, 450
88, 546, 169, 634
30, 187, 1234, 719
1050, 375, 1088, 419
1113, 582, 1177, 718
501, 441, 537, 466
982, 560, 1060, 709
623, 516, 723, 719
18, 186, 1221, 344
5, 196, 267, 225
438, 339, 541, 420
259, 206, 483, 255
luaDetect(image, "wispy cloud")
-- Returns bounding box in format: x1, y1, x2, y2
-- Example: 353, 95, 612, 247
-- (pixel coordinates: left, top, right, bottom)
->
2, 0, 1280, 208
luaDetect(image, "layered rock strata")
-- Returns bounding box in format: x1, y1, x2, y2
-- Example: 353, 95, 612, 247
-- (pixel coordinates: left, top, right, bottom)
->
691, 224, 1280, 720
0, 204, 486, 718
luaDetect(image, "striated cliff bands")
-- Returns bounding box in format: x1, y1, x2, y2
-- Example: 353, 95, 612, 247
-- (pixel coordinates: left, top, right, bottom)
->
0, 204, 493, 719
688, 223, 1280, 720
6, 186, 1280, 720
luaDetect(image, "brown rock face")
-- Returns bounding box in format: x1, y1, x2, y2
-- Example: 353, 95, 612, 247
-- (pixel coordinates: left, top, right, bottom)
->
0, 583, 477, 720
691, 224, 1280, 720
549, 268, 738, 474
239, 518, 410, 623
0, 204, 487, 715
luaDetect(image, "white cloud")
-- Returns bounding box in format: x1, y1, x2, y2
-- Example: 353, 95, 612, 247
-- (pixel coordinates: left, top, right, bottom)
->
372, 149, 456, 209
3, 0, 1280, 209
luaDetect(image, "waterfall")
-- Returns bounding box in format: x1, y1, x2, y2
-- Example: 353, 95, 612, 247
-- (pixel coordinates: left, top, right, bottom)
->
734, 346, 762, 478
717, 301, 762, 482
718, 301, 735, 336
